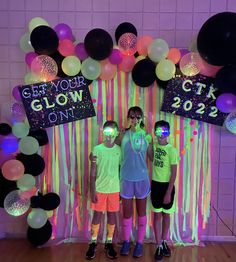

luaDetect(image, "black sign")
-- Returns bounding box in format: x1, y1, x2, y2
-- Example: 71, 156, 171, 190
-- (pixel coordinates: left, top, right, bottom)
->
161, 75, 228, 126
19, 75, 96, 129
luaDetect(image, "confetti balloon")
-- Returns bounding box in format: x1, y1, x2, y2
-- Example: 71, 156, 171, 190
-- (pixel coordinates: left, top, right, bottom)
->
179, 52, 202, 76
31, 55, 58, 82
225, 111, 236, 134
4, 190, 30, 216
118, 33, 137, 56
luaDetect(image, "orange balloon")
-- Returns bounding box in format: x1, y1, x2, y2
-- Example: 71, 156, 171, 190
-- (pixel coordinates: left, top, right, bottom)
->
99, 59, 117, 80
167, 48, 181, 64
2, 159, 25, 181
137, 35, 153, 56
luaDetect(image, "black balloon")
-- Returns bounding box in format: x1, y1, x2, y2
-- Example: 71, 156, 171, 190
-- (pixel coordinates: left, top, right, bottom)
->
30, 195, 43, 208
132, 59, 156, 87
115, 22, 137, 43
27, 220, 52, 246
30, 25, 59, 55
49, 51, 67, 78
0, 123, 12, 136
214, 65, 236, 95
16, 153, 45, 176
28, 129, 48, 146
84, 28, 113, 60
40, 192, 60, 210
156, 77, 169, 90
0, 170, 17, 207
197, 12, 236, 66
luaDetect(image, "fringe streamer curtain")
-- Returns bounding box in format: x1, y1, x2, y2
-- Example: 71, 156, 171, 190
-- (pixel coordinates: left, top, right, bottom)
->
40, 71, 212, 244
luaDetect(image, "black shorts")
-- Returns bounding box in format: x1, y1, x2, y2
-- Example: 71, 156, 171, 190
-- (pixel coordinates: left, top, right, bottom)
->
151, 180, 175, 213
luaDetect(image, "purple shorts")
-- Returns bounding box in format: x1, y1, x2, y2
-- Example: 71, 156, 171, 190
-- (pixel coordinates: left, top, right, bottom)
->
120, 179, 150, 199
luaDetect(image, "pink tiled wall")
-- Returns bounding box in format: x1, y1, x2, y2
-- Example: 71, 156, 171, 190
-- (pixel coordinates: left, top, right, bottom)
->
0, 0, 236, 239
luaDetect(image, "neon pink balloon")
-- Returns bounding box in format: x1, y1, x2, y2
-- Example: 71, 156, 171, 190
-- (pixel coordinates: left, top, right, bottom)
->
2, 159, 25, 181
99, 60, 117, 80
118, 55, 136, 72
12, 85, 22, 101
75, 43, 89, 60
200, 58, 223, 77
54, 23, 73, 40
25, 52, 38, 67
109, 49, 123, 65
58, 39, 75, 56
137, 35, 153, 56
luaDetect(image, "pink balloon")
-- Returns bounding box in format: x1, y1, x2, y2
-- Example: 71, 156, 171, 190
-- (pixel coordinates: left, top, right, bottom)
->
2, 159, 25, 181
54, 23, 73, 40
25, 52, 38, 67
12, 85, 22, 101
137, 35, 153, 56
58, 39, 75, 56
118, 55, 136, 72
200, 58, 223, 77
75, 43, 88, 60
118, 33, 137, 56
99, 60, 117, 80
109, 49, 123, 65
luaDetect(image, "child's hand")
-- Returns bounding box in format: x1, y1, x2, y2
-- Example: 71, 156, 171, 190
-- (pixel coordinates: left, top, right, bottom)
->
89, 153, 97, 163
163, 192, 171, 204
91, 192, 98, 203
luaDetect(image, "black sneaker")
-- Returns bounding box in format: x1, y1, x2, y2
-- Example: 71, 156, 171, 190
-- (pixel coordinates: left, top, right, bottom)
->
154, 246, 163, 261
105, 242, 118, 259
162, 240, 171, 257
86, 242, 96, 260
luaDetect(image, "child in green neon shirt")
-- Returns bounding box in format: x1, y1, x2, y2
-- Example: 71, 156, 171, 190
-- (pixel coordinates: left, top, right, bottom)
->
148, 120, 178, 261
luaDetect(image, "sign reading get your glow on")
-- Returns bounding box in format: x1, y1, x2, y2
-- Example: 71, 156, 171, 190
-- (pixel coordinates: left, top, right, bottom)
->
161, 75, 228, 126
19, 75, 96, 129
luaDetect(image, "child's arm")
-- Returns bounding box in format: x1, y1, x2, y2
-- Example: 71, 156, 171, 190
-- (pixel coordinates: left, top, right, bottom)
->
147, 135, 154, 161
90, 152, 97, 203
163, 164, 177, 204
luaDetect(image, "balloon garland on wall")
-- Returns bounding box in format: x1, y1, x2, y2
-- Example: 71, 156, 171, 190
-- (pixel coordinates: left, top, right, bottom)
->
0, 122, 60, 246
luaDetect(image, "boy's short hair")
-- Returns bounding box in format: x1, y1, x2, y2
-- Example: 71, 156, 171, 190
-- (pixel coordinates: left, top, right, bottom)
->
103, 120, 118, 129
154, 120, 170, 131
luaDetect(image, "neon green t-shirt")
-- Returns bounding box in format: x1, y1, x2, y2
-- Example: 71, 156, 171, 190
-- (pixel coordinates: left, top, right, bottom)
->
93, 143, 121, 193
152, 143, 178, 182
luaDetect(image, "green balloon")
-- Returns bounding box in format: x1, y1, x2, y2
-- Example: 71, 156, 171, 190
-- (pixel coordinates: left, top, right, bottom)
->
12, 122, 29, 138
17, 174, 36, 191
20, 33, 34, 53
156, 59, 176, 81
62, 56, 81, 76
19, 136, 39, 155
81, 58, 101, 80
27, 208, 47, 229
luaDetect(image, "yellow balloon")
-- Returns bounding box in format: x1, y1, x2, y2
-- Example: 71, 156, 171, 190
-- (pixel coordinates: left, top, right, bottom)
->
29, 17, 49, 33
156, 59, 176, 81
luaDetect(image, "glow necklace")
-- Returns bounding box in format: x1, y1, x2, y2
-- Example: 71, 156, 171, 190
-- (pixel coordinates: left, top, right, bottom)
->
129, 130, 144, 154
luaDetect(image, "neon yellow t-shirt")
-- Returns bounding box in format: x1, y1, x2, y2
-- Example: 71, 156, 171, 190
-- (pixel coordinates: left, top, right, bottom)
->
93, 143, 121, 193
152, 143, 178, 182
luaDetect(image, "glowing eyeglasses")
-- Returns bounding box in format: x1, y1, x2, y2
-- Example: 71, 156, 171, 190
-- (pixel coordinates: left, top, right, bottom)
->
129, 115, 142, 120
155, 127, 170, 137
103, 127, 118, 137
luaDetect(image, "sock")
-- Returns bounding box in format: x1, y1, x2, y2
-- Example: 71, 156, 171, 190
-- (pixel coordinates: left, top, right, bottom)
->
106, 224, 115, 243
91, 224, 100, 243
137, 216, 147, 243
122, 217, 132, 242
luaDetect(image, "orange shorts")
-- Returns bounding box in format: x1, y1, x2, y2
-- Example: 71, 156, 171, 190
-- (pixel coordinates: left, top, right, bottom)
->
91, 192, 120, 212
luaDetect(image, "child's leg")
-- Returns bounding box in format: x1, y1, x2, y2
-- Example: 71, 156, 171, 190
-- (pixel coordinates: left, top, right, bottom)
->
106, 211, 116, 243
122, 198, 133, 241
162, 213, 170, 240
154, 212, 162, 245
91, 211, 103, 242
136, 198, 147, 244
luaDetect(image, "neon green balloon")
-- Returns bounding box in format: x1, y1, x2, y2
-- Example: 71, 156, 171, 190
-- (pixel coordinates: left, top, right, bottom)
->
17, 174, 36, 191
156, 59, 176, 81
28, 17, 49, 33
81, 58, 101, 80
24, 72, 41, 85
20, 33, 34, 53
148, 38, 169, 63
62, 56, 81, 76
19, 136, 39, 155
12, 122, 29, 138
27, 208, 47, 229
